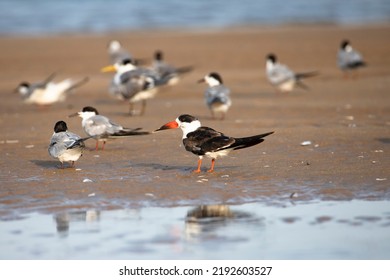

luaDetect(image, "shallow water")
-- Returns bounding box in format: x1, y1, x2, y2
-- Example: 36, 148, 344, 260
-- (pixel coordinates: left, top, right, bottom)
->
1, 0, 389, 36
1, 200, 389, 259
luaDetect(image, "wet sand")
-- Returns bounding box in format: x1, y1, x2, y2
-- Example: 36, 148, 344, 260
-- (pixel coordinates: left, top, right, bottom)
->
0, 25, 389, 219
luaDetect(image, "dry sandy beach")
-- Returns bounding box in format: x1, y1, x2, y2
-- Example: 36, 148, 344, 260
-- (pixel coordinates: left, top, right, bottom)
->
0, 24, 389, 219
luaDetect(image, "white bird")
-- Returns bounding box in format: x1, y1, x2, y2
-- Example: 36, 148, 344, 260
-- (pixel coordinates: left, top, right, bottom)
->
48, 120, 88, 168
337, 39, 367, 78
16, 73, 88, 106
265, 54, 318, 93
198, 72, 232, 120
155, 114, 274, 173
69, 106, 149, 150
101, 58, 161, 116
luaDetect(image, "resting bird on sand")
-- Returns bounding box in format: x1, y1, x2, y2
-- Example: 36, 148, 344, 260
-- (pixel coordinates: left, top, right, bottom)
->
48, 120, 89, 168
152, 50, 193, 86
337, 39, 367, 78
155, 114, 274, 173
266, 53, 318, 93
16, 73, 88, 106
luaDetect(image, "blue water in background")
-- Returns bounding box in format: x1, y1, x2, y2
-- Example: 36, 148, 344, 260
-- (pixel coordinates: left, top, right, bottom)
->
0, 0, 389, 36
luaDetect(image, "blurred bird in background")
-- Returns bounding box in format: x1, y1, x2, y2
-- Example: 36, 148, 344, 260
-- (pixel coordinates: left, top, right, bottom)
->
16, 73, 88, 106
338, 39, 367, 78
152, 50, 193, 86
265, 53, 318, 93
198, 72, 231, 120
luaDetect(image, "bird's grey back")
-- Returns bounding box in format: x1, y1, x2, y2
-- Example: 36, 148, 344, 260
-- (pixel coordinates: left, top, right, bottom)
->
48, 131, 83, 157
84, 115, 123, 137
268, 63, 295, 84
205, 85, 231, 105
338, 49, 364, 69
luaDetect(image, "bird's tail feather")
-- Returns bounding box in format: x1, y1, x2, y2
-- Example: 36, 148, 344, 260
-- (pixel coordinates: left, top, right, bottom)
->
42, 72, 57, 86
296, 80, 310, 90
80, 136, 94, 142
110, 128, 150, 137
231, 131, 274, 151
295, 71, 319, 80
176, 66, 194, 74
67, 136, 92, 149
66, 77, 89, 92
350, 61, 367, 68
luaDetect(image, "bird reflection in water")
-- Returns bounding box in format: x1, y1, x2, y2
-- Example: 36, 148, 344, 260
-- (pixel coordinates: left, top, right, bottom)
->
184, 205, 260, 241
54, 210, 100, 237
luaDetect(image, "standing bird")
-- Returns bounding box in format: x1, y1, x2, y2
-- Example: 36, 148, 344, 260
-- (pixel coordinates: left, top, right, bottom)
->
152, 50, 193, 86
16, 73, 88, 106
155, 114, 274, 173
107, 40, 133, 64
198, 72, 232, 120
265, 53, 318, 93
337, 39, 367, 78
48, 120, 88, 168
101, 58, 160, 116
69, 106, 149, 150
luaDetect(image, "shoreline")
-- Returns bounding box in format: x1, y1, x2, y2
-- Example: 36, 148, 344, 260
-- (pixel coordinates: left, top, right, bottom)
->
1, 22, 390, 38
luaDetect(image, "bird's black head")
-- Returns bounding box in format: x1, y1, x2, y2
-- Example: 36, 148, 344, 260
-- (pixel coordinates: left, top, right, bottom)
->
121, 58, 134, 65
208, 72, 223, 84
341, 39, 350, 50
266, 53, 277, 63
19, 82, 30, 88
54, 120, 68, 133
82, 106, 99, 115
178, 114, 198, 123
154, 50, 163, 61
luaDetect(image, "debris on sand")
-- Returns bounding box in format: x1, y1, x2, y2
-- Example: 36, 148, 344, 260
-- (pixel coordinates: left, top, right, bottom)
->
300, 141, 312, 146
